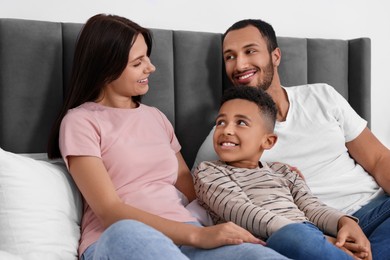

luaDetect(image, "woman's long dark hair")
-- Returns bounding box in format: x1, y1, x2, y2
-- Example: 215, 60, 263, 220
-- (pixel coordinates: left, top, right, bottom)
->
47, 14, 153, 159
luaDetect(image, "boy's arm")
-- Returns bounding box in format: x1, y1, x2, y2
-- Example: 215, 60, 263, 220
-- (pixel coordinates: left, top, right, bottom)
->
277, 163, 371, 259
194, 162, 294, 239
279, 162, 347, 236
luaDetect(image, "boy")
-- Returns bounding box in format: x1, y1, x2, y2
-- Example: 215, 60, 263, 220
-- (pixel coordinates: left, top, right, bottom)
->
194, 86, 371, 260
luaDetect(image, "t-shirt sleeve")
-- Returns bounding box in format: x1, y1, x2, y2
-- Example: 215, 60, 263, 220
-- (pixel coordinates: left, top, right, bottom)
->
59, 110, 102, 168
325, 85, 367, 142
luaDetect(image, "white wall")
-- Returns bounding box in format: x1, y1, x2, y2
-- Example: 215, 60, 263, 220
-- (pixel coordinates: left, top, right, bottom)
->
1, 0, 389, 147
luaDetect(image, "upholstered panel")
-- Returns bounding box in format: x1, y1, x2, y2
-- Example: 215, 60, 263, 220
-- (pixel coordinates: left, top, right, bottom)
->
144, 29, 175, 124
279, 37, 350, 98
0, 19, 63, 153
62, 22, 83, 97
278, 37, 370, 126
173, 31, 223, 165
0, 18, 371, 166
278, 37, 308, 87
348, 38, 371, 125
307, 39, 349, 99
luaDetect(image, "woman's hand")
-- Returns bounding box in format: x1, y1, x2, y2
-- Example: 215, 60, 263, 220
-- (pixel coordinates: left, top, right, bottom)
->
68, 156, 264, 249
191, 221, 265, 249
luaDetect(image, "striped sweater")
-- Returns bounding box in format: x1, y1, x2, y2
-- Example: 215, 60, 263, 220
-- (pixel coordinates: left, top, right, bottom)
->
194, 160, 348, 239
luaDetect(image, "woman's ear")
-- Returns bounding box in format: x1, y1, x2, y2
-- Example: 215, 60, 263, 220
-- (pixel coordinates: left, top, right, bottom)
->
262, 133, 278, 150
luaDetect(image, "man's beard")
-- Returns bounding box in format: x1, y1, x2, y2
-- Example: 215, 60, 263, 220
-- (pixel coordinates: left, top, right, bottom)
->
256, 58, 274, 91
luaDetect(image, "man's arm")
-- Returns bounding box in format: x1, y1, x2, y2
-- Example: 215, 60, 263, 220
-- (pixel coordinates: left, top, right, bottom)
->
346, 127, 390, 194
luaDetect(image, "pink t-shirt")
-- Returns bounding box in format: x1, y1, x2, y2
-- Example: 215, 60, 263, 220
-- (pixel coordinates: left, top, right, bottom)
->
59, 102, 196, 255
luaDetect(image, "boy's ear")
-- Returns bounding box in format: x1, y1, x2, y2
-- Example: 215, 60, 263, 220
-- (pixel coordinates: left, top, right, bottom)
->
262, 133, 278, 150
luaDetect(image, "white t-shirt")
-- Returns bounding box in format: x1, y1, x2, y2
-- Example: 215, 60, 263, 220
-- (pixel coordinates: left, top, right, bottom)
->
193, 83, 382, 214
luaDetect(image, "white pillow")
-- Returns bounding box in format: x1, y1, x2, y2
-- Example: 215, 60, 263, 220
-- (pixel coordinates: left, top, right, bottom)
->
0, 148, 82, 260
0, 251, 23, 260
185, 199, 214, 226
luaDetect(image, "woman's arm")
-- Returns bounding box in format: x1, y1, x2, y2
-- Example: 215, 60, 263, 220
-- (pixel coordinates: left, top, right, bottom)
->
68, 155, 261, 248
174, 152, 196, 202
346, 127, 390, 194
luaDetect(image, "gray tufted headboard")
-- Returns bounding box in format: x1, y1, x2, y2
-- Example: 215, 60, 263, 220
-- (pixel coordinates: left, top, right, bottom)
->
0, 18, 371, 167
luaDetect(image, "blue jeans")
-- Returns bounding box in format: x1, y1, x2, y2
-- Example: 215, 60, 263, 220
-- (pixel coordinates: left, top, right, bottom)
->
266, 222, 353, 260
352, 193, 390, 259
81, 219, 288, 260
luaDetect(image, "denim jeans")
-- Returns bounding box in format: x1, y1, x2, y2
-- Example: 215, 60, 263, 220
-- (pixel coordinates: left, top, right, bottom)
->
266, 222, 353, 260
352, 193, 390, 259
82, 219, 288, 260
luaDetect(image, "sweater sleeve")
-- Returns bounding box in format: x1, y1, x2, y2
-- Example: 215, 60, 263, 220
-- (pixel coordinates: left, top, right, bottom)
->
194, 161, 295, 239
279, 163, 349, 236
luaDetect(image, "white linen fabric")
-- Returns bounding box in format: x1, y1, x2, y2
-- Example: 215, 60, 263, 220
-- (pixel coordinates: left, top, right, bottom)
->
0, 148, 82, 260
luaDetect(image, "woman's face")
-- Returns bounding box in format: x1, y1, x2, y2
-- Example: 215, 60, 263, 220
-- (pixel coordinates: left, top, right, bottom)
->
101, 34, 156, 108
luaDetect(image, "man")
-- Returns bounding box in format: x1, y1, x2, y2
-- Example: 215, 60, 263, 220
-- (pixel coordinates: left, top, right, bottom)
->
193, 19, 390, 259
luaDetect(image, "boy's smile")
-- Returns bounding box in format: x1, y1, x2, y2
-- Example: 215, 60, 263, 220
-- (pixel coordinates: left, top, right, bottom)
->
213, 98, 274, 169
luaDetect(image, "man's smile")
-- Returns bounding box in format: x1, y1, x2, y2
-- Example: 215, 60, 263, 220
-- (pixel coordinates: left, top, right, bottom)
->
234, 69, 257, 85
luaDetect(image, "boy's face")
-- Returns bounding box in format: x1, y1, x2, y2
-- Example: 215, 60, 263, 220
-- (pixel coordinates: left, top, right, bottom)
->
213, 99, 276, 169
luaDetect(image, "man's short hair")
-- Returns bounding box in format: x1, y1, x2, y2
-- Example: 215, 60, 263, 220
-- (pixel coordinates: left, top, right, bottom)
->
223, 19, 278, 53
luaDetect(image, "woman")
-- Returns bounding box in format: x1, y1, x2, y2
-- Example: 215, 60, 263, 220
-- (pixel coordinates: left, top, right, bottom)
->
47, 14, 287, 260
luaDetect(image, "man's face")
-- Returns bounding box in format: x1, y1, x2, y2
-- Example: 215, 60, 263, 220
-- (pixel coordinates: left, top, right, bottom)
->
223, 25, 275, 91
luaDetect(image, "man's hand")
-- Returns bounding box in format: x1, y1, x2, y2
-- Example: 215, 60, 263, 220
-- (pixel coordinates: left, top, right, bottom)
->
336, 216, 371, 260
326, 235, 370, 260
286, 164, 305, 181
325, 216, 371, 260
